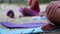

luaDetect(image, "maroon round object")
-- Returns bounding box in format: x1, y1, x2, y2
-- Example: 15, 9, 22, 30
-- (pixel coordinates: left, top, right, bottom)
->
7, 10, 14, 18
46, 1, 60, 25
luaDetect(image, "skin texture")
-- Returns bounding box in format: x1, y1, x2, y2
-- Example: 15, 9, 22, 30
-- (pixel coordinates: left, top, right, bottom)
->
42, 1, 60, 30
46, 1, 60, 25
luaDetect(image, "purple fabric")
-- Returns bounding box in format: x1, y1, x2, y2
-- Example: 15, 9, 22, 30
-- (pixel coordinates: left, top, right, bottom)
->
1, 22, 46, 28
19, 7, 38, 16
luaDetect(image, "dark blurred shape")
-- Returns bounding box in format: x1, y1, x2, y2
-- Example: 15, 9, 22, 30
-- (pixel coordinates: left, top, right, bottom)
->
42, 1, 60, 31
0, 0, 4, 3
46, 1, 60, 25
7, 10, 14, 18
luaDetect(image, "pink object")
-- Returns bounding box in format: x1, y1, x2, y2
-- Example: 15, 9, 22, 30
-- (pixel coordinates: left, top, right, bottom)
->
29, 0, 40, 14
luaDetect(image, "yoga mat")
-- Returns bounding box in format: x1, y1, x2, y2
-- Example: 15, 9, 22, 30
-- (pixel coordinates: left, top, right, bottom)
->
1, 22, 46, 29
0, 25, 60, 34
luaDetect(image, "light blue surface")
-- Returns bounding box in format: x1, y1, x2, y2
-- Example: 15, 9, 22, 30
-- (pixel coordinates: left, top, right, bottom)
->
33, 16, 46, 20
0, 26, 43, 34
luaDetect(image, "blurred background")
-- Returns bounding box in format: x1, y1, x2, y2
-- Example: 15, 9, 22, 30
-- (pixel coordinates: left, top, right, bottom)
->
0, 0, 54, 5
0, 0, 54, 15
0, 0, 60, 34
0, 0, 54, 20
